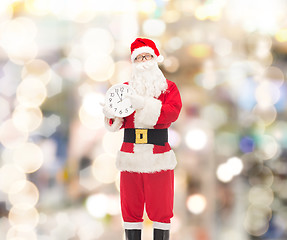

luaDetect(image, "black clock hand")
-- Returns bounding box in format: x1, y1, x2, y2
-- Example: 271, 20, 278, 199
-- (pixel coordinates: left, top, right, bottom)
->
116, 91, 122, 102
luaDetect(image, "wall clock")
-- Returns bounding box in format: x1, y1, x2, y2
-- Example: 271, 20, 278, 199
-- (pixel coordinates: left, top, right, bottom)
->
105, 84, 135, 117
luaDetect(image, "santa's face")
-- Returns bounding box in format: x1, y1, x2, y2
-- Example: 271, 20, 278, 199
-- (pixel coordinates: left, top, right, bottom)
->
130, 54, 167, 98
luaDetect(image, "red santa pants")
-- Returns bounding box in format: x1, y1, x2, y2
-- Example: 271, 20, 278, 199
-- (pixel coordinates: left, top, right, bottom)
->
120, 170, 174, 230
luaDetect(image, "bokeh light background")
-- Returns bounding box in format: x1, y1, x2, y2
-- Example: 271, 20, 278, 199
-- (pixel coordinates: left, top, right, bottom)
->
0, 0, 287, 239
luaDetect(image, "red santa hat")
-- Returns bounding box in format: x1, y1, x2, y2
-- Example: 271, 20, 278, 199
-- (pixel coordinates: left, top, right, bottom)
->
130, 38, 164, 63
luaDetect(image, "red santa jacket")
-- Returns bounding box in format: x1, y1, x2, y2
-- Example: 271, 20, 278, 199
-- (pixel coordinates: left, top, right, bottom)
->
105, 79, 182, 173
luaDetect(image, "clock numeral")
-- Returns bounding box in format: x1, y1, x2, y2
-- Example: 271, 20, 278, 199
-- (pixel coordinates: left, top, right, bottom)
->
119, 110, 122, 115
114, 108, 117, 112
125, 108, 128, 113
130, 105, 133, 108
110, 93, 115, 97
109, 104, 113, 108
120, 87, 124, 92
115, 89, 119, 93
109, 98, 112, 102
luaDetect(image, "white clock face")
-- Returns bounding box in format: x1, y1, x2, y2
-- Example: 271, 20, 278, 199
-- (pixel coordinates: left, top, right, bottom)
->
105, 84, 135, 117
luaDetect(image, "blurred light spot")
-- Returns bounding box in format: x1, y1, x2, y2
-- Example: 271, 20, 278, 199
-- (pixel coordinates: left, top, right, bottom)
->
0, 164, 26, 193
264, 66, 285, 86
216, 163, 233, 183
201, 104, 227, 129
79, 166, 101, 191
110, 61, 132, 85
0, 119, 28, 149
256, 135, 279, 160
25, 0, 50, 16
275, 28, 287, 42
9, 205, 39, 231
46, 71, 63, 97
22, 59, 51, 85
12, 106, 43, 132
0, 17, 37, 48
268, 121, 287, 148
215, 132, 239, 156
248, 186, 274, 206
240, 136, 255, 153
81, 28, 114, 55
16, 77, 47, 108
244, 205, 271, 237
8, 41, 38, 65
185, 129, 208, 150
163, 56, 179, 73
214, 38, 232, 56
168, 128, 181, 148
163, 10, 181, 23
9, 180, 39, 207
103, 131, 124, 155
248, 166, 274, 187
252, 105, 277, 126
186, 194, 206, 215
143, 19, 166, 37
197, 3, 222, 21
77, 221, 104, 240
37, 114, 61, 137
255, 81, 280, 108
0, 62, 22, 97
82, 92, 105, 117
52, 57, 82, 83
7, 226, 37, 240
137, 0, 156, 14
220, 229, 241, 240
166, 37, 183, 51
0, 2, 13, 22
0, 17, 38, 64
12, 142, 44, 173
115, 172, 120, 193
188, 44, 211, 58
226, 157, 243, 176
86, 194, 109, 218
92, 154, 117, 184
84, 54, 115, 82
79, 105, 104, 130
62, 0, 96, 23
0, 96, 10, 121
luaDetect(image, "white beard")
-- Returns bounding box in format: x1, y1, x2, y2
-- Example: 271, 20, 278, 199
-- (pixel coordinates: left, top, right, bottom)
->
129, 59, 167, 98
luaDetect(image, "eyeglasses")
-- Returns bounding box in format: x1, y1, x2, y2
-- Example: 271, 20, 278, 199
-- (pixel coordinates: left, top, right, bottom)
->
134, 53, 153, 62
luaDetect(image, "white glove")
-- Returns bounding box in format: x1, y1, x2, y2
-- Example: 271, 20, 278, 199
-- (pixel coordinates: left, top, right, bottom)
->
126, 94, 145, 110
100, 102, 115, 119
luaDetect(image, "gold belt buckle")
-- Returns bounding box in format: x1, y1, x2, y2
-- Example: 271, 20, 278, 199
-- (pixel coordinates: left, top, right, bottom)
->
135, 129, 148, 144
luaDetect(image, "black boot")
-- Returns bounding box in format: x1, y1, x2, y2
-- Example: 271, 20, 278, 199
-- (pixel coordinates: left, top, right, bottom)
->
154, 229, 169, 240
125, 229, 141, 240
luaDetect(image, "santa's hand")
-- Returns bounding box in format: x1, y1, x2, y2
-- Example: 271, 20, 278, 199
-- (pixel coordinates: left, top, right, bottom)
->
102, 105, 115, 118
126, 94, 145, 110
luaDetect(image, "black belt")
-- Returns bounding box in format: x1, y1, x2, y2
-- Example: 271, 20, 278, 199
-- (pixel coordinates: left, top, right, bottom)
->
124, 128, 168, 146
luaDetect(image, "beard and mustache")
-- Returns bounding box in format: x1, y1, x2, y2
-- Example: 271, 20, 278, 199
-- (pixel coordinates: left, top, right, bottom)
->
129, 59, 167, 98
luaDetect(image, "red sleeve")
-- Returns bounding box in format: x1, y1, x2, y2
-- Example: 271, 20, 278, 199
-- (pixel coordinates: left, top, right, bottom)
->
156, 81, 182, 125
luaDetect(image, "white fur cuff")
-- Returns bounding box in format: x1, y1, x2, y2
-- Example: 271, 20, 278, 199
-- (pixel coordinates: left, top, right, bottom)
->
104, 117, 123, 132
124, 222, 143, 230
136, 97, 161, 127
116, 150, 177, 173
153, 222, 171, 230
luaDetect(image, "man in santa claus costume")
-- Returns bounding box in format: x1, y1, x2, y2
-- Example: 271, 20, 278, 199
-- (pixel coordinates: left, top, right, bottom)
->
103, 38, 182, 240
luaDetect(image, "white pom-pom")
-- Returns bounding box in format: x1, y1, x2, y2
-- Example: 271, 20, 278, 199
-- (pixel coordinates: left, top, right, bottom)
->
157, 55, 164, 63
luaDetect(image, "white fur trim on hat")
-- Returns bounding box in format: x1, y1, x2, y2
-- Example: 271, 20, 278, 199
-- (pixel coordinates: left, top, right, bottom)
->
116, 149, 177, 173
131, 46, 156, 62
156, 55, 164, 63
